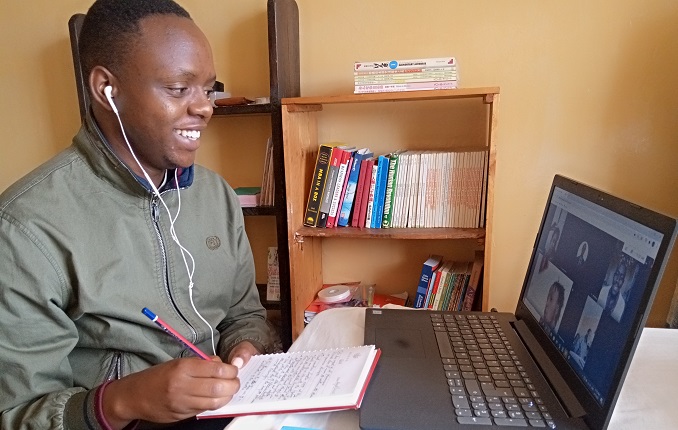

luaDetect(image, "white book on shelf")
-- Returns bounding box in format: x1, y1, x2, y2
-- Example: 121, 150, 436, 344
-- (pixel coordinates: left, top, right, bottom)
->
416, 152, 428, 229
439, 151, 450, 228
354, 81, 458, 94
354, 56, 457, 72
394, 151, 410, 228
407, 151, 421, 228
446, 151, 456, 228
452, 151, 461, 228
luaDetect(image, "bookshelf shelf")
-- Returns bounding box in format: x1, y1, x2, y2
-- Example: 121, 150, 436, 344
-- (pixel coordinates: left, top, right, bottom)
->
212, 103, 273, 116
295, 226, 486, 241
242, 206, 276, 217
282, 87, 499, 340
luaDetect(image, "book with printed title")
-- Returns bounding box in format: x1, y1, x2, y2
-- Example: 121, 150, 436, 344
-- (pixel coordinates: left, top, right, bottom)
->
327, 147, 355, 228
317, 145, 344, 228
303, 144, 334, 227
414, 255, 443, 308
197, 345, 381, 418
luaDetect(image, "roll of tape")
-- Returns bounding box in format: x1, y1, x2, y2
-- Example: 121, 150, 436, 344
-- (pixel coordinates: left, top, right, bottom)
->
317, 285, 352, 303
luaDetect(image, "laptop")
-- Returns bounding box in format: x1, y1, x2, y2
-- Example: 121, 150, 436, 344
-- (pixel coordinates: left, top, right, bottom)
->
360, 175, 677, 430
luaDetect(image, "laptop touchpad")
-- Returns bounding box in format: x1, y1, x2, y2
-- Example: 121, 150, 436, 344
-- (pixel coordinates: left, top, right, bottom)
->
376, 328, 425, 358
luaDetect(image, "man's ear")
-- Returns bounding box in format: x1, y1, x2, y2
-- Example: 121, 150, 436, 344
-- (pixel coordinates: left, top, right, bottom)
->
89, 66, 118, 113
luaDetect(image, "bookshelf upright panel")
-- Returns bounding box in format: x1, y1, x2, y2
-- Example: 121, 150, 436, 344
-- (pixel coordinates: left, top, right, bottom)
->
282, 88, 499, 340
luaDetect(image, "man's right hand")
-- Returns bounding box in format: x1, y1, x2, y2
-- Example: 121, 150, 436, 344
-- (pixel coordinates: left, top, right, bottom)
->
101, 356, 239, 429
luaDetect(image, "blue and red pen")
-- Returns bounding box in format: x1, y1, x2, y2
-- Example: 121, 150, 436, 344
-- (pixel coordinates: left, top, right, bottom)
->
141, 307, 210, 360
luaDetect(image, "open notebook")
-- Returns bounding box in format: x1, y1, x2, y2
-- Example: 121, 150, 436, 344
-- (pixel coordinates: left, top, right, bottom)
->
361, 175, 676, 430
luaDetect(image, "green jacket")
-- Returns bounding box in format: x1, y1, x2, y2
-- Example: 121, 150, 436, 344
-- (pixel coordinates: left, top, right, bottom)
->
0, 114, 272, 429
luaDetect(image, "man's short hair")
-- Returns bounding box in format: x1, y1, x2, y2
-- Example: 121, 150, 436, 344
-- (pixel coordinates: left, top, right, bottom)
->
79, 0, 191, 83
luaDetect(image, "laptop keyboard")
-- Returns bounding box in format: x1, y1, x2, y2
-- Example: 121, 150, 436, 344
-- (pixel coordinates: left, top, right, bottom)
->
432, 314, 556, 428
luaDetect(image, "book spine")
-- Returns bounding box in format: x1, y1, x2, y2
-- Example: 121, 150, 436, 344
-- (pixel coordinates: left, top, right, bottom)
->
354, 81, 458, 94
434, 262, 454, 311
354, 57, 456, 71
354, 73, 458, 85
337, 154, 358, 227
374, 155, 391, 228
462, 255, 484, 311
327, 148, 351, 228
340, 150, 373, 227
456, 271, 471, 311
427, 264, 446, 310
357, 159, 376, 228
441, 270, 457, 312
303, 144, 334, 227
351, 157, 372, 227
413, 255, 442, 308
381, 152, 400, 228
354, 66, 456, 76
364, 164, 379, 228
317, 147, 342, 228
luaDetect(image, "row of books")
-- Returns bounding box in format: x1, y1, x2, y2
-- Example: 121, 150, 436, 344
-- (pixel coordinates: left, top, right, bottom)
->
354, 57, 458, 94
413, 254, 484, 311
303, 143, 488, 229
232, 138, 275, 208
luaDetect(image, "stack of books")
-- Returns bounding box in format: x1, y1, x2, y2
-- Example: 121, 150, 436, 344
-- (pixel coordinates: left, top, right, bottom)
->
234, 187, 261, 207
412, 253, 484, 312
303, 144, 488, 229
354, 57, 458, 94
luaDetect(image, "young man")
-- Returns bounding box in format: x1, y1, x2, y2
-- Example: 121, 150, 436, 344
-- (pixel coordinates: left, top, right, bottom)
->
0, 1, 273, 428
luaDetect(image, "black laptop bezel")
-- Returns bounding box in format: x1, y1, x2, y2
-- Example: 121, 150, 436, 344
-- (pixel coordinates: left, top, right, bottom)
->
514, 174, 677, 430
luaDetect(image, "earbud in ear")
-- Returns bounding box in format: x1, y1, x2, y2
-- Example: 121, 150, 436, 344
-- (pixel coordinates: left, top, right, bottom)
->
104, 85, 118, 114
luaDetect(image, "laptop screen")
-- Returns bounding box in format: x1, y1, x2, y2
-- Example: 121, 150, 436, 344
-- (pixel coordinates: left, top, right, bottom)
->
520, 179, 669, 410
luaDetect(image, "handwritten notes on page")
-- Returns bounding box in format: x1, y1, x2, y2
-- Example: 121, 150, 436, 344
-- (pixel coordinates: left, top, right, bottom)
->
198, 345, 380, 419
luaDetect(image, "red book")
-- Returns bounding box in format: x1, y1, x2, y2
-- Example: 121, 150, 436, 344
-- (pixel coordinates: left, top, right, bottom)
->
357, 158, 376, 228
426, 264, 445, 309
351, 157, 373, 227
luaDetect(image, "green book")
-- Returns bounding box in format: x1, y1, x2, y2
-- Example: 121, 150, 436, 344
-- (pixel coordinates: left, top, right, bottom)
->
381, 151, 400, 228
234, 187, 261, 207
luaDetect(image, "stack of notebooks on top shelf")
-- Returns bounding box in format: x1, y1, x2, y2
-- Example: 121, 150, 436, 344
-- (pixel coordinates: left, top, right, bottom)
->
303, 143, 489, 229
413, 253, 484, 312
354, 57, 458, 94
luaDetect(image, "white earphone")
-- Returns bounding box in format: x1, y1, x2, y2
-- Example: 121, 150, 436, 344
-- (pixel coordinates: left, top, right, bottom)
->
104, 85, 118, 114
103, 83, 216, 355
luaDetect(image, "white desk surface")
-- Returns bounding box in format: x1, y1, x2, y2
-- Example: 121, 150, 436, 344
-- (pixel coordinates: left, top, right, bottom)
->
226, 307, 678, 430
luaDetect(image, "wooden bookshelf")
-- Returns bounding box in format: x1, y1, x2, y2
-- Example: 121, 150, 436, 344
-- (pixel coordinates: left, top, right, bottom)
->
282, 88, 499, 339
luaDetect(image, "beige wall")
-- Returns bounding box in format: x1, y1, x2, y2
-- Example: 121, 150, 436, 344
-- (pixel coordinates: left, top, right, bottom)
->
2, 0, 677, 326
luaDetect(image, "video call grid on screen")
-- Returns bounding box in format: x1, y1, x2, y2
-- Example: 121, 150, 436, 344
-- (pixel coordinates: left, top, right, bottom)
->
522, 187, 663, 405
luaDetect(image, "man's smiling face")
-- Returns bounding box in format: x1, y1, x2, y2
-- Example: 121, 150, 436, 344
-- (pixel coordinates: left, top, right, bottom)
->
109, 14, 216, 182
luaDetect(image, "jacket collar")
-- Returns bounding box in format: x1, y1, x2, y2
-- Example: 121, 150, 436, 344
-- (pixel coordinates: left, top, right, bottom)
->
74, 110, 194, 196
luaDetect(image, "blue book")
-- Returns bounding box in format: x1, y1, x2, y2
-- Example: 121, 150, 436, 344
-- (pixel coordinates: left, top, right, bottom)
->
414, 255, 443, 308
338, 148, 373, 227
371, 155, 390, 228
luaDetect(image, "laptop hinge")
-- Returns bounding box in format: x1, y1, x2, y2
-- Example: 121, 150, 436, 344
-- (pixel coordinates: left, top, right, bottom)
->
514, 320, 586, 418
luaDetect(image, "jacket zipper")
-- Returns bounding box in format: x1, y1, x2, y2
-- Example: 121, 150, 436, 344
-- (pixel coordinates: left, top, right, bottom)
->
151, 196, 198, 345
103, 351, 124, 381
